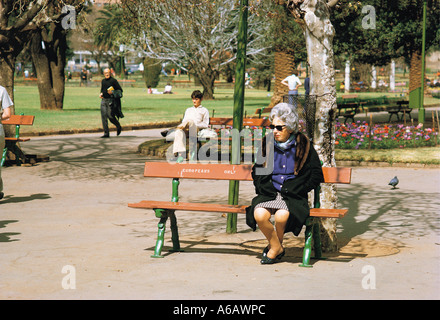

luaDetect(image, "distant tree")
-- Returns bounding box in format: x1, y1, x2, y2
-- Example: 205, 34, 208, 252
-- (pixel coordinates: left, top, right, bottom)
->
331, 0, 440, 93
142, 57, 162, 88
0, 1, 84, 117
121, 0, 268, 99
266, 1, 306, 107
94, 4, 130, 77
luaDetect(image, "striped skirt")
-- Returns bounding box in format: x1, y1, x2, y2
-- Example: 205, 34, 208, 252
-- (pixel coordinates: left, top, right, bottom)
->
255, 192, 289, 211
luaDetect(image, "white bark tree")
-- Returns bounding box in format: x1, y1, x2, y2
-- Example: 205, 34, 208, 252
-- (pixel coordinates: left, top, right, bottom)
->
121, 0, 268, 99
286, 0, 339, 252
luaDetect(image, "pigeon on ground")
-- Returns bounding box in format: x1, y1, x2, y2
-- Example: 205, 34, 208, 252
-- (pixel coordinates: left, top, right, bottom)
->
388, 176, 399, 189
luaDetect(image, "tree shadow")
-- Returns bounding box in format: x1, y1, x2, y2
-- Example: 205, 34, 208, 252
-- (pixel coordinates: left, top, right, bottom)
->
336, 182, 440, 249
0, 193, 51, 204
23, 136, 149, 182
0, 220, 20, 242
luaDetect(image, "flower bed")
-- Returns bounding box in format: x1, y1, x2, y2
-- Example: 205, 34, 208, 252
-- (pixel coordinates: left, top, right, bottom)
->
335, 121, 438, 149
210, 120, 438, 150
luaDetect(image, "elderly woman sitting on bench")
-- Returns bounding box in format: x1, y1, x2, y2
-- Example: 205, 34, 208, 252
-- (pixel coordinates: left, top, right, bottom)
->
246, 103, 324, 264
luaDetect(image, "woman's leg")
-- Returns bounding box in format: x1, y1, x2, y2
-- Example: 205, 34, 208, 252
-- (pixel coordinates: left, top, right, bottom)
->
274, 209, 289, 246
254, 207, 283, 259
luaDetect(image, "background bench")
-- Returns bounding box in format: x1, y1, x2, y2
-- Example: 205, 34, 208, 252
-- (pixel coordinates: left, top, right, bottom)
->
248, 107, 273, 119
128, 161, 352, 267
387, 100, 412, 122
1, 114, 35, 166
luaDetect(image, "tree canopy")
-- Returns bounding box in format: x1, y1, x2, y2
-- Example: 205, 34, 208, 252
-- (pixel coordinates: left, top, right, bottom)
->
331, 0, 440, 66
120, 0, 269, 99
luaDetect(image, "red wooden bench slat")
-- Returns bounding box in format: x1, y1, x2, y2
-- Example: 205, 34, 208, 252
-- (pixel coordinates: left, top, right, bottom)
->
322, 167, 352, 184
128, 200, 248, 214
1, 115, 35, 126
210, 118, 270, 127
142, 163, 351, 184
4, 138, 31, 142
310, 208, 348, 218
128, 200, 349, 218
143, 162, 253, 181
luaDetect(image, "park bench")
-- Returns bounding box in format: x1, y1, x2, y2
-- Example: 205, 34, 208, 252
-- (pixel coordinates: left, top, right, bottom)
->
341, 94, 359, 101
249, 106, 273, 119
387, 100, 412, 122
337, 102, 359, 123
1, 114, 35, 166
209, 117, 270, 134
128, 161, 352, 267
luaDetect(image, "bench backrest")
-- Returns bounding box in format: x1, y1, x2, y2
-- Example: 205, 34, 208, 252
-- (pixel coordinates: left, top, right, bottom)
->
143, 162, 352, 184
322, 167, 351, 184
144, 162, 253, 181
397, 100, 409, 106
341, 94, 358, 99
253, 107, 273, 117
1, 115, 35, 125
210, 118, 270, 127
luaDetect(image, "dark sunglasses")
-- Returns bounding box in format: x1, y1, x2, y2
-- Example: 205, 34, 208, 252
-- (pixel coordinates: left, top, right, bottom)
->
269, 124, 286, 131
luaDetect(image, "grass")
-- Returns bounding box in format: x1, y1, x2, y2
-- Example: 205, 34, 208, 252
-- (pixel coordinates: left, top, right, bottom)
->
336, 147, 440, 165
13, 85, 272, 134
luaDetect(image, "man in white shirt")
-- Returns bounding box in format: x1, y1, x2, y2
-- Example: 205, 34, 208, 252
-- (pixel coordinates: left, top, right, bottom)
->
162, 90, 211, 159
0, 85, 13, 200
281, 71, 302, 95
164, 83, 173, 94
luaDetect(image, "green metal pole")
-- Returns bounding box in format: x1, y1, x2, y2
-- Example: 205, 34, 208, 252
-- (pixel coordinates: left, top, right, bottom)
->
419, 0, 427, 125
227, 0, 248, 234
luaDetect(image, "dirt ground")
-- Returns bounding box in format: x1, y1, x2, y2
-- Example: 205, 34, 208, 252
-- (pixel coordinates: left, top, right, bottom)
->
0, 128, 439, 300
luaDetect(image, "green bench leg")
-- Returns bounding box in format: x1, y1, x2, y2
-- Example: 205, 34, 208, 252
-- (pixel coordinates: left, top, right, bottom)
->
151, 215, 168, 258
151, 209, 183, 258
299, 219, 314, 268
1, 147, 7, 167
299, 217, 327, 268
169, 211, 183, 253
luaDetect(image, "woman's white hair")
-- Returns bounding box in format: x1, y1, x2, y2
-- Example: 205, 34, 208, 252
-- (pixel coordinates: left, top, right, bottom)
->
269, 103, 299, 133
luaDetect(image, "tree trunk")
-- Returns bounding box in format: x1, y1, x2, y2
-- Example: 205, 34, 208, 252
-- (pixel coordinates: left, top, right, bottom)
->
269, 49, 296, 107
142, 57, 162, 88
409, 50, 422, 93
30, 27, 66, 110
289, 0, 339, 252
0, 54, 17, 137
197, 67, 217, 100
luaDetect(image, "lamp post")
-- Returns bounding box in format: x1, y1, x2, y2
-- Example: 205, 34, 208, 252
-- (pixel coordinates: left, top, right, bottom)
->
419, 0, 427, 125
227, 0, 248, 234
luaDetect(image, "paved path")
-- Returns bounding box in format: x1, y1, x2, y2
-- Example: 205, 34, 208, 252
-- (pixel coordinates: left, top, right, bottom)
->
0, 128, 439, 300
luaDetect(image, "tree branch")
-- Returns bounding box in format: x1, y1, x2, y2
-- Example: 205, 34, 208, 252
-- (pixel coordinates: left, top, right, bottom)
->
327, 0, 339, 8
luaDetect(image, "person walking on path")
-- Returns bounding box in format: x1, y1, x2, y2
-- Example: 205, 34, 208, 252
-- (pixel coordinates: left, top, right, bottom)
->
246, 103, 323, 264
0, 85, 12, 200
99, 68, 122, 138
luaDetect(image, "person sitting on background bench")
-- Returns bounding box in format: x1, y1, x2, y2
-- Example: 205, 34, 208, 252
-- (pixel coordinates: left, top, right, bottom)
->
246, 103, 324, 264
163, 83, 173, 94
161, 90, 212, 159
0, 85, 12, 200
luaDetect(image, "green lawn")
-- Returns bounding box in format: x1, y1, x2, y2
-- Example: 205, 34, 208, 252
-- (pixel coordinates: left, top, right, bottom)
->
13, 85, 272, 134
336, 147, 440, 165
